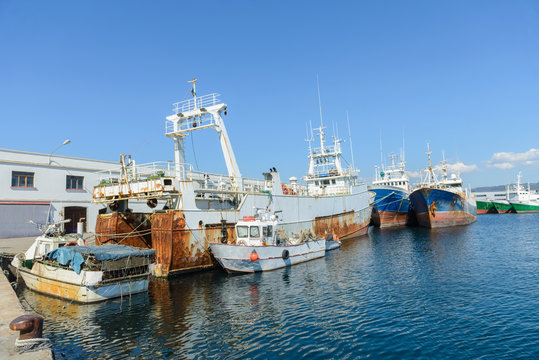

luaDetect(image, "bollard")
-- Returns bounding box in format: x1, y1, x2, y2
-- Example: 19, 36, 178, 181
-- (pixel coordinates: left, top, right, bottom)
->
9, 314, 43, 340
9, 314, 51, 352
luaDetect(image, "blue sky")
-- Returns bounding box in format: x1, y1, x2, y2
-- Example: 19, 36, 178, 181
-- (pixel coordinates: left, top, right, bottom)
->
2, 0, 539, 187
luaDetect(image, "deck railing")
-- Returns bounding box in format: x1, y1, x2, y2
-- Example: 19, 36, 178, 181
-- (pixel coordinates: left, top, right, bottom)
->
172, 93, 222, 114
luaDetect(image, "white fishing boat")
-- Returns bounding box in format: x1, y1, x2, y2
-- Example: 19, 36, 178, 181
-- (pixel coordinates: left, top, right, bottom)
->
210, 211, 326, 273
12, 222, 155, 303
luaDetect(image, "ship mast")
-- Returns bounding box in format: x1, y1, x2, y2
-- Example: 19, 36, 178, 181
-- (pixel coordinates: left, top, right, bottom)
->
425, 143, 437, 186
188, 77, 198, 109
166, 79, 243, 189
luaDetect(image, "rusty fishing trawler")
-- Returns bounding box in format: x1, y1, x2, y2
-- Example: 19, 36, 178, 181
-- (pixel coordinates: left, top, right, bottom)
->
369, 153, 412, 228
409, 146, 477, 228
92, 80, 372, 277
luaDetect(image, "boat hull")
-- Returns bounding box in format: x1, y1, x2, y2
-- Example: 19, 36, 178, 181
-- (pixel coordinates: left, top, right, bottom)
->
18, 263, 149, 303
409, 188, 477, 228
475, 200, 498, 214
510, 202, 539, 213
491, 201, 514, 213
325, 240, 341, 251
210, 240, 326, 273
369, 187, 410, 228
97, 190, 372, 277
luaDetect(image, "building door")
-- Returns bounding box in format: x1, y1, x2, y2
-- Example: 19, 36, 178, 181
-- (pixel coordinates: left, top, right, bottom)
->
64, 206, 87, 233
0, 201, 50, 238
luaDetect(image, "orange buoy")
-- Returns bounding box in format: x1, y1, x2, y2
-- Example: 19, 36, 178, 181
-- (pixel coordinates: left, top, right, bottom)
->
250, 251, 258, 261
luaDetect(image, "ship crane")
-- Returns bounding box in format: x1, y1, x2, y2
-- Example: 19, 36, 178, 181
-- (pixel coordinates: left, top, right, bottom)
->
165, 80, 243, 190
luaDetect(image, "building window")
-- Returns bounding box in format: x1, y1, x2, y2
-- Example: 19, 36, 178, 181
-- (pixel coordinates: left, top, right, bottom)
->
11, 171, 34, 188
66, 175, 84, 190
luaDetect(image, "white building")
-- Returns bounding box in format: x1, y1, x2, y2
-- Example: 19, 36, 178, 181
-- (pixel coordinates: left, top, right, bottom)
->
0, 148, 122, 238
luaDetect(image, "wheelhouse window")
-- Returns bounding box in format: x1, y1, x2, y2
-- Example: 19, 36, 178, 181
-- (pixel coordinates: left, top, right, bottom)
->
263, 225, 273, 237
237, 226, 248, 238
11, 171, 34, 188
66, 175, 84, 190
250, 226, 260, 238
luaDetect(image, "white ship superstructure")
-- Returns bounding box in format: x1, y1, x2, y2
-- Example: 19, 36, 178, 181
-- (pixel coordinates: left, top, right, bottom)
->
93, 81, 372, 276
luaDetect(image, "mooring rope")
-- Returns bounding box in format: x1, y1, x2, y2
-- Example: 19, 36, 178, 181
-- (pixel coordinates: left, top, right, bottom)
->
15, 338, 52, 353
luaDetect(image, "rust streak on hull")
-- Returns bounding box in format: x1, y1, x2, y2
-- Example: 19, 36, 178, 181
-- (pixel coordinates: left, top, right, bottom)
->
313, 210, 370, 240
151, 210, 236, 276
415, 211, 477, 228
377, 210, 409, 228
95, 212, 152, 248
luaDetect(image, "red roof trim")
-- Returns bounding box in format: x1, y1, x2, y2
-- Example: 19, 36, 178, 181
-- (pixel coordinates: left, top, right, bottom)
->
0, 201, 51, 205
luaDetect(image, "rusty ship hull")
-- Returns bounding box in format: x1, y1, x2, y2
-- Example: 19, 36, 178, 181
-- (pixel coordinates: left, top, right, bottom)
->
409, 188, 477, 228
373, 210, 409, 228
369, 187, 410, 228
95, 190, 371, 277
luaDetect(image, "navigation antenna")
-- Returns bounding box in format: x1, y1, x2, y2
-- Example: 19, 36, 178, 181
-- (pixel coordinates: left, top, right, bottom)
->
188, 77, 198, 108
441, 150, 448, 181
379, 130, 384, 169
305, 121, 314, 154
316, 74, 324, 128
401, 129, 406, 166
427, 142, 432, 172
347, 111, 355, 169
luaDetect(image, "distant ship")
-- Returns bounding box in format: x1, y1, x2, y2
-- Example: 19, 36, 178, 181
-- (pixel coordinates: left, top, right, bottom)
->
369, 153, 411, 228
491, 194, 513, 213
474, 195, 497, 214
409, 146, 477, 228
508, 172, 539, 213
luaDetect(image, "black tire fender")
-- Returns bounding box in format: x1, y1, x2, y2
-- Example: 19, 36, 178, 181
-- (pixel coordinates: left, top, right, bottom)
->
282, 249, 289, 260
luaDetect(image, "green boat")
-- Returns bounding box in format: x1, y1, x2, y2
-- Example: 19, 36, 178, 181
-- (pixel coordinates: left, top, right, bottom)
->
510, 201, 539, 213
476, 200, 497, 214
491, 200, 514, 213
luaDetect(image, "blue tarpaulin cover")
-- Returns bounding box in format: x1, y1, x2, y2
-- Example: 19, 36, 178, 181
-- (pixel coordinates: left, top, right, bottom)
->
43, 245, 155, 274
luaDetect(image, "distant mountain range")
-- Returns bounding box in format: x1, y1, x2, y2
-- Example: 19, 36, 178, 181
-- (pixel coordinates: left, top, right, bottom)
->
473, 182, 539, 192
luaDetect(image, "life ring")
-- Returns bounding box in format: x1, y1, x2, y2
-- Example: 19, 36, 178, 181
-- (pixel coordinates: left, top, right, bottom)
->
282, 249, 289, 260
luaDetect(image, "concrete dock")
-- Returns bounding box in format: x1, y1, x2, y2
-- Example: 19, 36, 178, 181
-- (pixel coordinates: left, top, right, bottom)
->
0, 271, 52, 359
0, 234, 97, 360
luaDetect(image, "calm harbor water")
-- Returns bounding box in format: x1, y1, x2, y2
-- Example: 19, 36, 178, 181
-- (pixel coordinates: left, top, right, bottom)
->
18, 214, 539, 359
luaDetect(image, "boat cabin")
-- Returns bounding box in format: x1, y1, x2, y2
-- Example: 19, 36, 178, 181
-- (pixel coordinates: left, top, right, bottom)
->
372, 154, 409, 191
23, 220, 84, 261
235, 213, 280, 247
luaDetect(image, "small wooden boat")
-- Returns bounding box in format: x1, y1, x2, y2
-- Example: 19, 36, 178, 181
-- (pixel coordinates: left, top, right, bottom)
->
16, 244, 155, 303
12, 221, 155, 303
210, 211, 326, 273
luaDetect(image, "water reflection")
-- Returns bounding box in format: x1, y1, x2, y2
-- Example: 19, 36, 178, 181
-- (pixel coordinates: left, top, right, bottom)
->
17, 216, 539, 359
